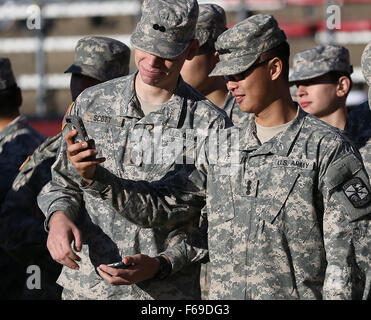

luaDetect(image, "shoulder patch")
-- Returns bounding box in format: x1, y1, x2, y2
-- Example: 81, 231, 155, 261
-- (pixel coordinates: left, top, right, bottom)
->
342, 177, 371, 208
326, 153, 363, 189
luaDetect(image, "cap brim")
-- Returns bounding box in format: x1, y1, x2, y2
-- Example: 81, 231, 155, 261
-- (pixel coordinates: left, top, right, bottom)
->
289, 69, 330, 84
130, 30, 190, 60
64, 64, 103, 81
64, 64, 82, 74
209, 54, 258, 77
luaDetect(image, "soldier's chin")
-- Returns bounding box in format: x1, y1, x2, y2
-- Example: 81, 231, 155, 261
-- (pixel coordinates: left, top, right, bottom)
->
139, 72, 166, 86
237, 99, 251, 113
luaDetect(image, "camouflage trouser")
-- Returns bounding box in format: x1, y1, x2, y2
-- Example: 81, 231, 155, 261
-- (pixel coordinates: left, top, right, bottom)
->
200, 262, 211, 300
62, 288, 91, 300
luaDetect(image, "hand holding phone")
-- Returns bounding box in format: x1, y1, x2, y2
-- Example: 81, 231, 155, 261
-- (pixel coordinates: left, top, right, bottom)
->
65, 115, 95, 150
64, 115, 105, 183
106, 261, 131, 269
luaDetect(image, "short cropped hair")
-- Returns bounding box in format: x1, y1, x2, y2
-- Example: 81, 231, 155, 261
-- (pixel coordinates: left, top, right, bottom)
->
261, 41, 290, 81
327, 70, 353, 95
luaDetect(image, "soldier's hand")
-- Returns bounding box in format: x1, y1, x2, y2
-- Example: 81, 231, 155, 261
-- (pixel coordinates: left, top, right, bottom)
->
66, 129, 105, 184
97, 254, 161, 286
47, 211, 82, 270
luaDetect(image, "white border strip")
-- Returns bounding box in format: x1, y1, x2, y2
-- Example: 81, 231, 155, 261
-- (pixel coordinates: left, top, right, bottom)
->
2, 30, 371, 54
44, 1, 141, 18
198, 0, 285, 10
315, 30, 371, 44
0, 34, 132, 53
0, 1, 141, 20
16, 67, 366, 91
0, 0, 285, 20
18, 73, 70, 90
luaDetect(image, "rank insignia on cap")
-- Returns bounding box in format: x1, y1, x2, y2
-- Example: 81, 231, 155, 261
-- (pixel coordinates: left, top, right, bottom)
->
342, 177, 371, 208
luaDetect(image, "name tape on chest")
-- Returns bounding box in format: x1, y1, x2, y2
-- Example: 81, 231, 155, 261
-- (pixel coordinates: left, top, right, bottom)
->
274, 157, 315, 170
83, 112, 125, 127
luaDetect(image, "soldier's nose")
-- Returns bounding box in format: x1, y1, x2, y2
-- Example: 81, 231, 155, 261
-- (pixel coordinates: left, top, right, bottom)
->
226, 81, 238, 91
147, 54, 164, 67
296, 85, 307, 97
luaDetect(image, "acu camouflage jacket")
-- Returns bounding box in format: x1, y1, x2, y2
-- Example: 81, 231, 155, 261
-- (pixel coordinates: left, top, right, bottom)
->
82, 106, 371, 300
38, 72, 232, 300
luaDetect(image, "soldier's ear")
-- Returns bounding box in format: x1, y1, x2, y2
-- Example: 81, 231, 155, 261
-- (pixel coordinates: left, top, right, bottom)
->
207, 51, 220, 72
213, 51, 220, 64
269, 57, 283, 81
336, 76, 351, 97
185, 39, 200, 61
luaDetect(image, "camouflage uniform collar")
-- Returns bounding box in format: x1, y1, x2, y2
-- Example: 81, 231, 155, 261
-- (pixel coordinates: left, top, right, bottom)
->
239, 103, 306, 156
133, 75, 187, 128
0, 114, 27, 141
123, 72, 146, 119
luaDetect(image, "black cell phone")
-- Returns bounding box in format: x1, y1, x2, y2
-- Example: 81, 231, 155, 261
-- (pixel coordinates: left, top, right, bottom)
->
65, 115, 95, 150
106, 261, 131, 269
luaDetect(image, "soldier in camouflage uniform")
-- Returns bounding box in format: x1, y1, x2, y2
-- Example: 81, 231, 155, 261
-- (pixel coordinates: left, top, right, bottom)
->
71, 14, 371, 300
180, 3, 246, 299
0, 57, 45, 203
180, 4, 247, 129
65, 36, 130, 102
0, 57, 45, 299
0, 37, 130, 299
289, 45, 371, 178
38, 0, 231, 300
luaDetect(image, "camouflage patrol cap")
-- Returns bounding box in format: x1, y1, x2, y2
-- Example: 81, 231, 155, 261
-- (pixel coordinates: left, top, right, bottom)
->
361, 41, 371, 109
209, 14, 287, 77
289, 45, 353, 83
0, 57, 17, 90
64, 36, 130, 82
130, 0, 199, 59
196, 4, 227, 47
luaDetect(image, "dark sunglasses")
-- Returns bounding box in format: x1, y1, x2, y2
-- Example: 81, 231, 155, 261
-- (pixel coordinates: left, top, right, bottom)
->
222, 58, 272, 82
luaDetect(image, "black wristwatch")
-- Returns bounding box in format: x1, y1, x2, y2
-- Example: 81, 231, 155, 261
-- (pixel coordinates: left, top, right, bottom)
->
153, 255, 172, 280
